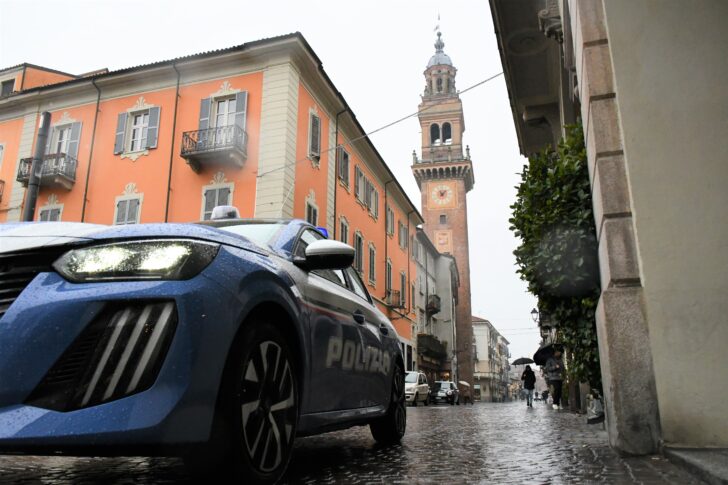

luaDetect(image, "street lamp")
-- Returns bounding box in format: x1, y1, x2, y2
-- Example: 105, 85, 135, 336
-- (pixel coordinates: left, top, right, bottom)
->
530, 307, 539, 323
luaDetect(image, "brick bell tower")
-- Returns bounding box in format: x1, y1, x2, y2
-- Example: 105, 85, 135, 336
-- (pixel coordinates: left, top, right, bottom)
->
411, 30, 475, 388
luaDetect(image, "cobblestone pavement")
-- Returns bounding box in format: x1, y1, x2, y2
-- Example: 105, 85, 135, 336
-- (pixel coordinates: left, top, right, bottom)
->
0, 401, 704, 484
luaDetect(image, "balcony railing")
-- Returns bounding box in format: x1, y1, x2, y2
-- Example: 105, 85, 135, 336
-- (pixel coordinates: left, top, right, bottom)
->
181, 124, 248, 173
426, 294, 441, 315
17, 153, 77, 190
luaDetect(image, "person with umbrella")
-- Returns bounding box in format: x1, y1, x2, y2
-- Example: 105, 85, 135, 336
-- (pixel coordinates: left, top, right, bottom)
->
521, 365, 536, 407
544, 347, 565, 410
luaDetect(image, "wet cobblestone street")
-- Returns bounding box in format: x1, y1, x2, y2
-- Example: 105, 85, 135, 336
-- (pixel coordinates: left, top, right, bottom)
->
0, 401, 703, 484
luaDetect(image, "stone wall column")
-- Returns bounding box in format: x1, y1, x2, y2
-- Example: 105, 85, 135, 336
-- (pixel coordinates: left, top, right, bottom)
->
571, 0, 661, 454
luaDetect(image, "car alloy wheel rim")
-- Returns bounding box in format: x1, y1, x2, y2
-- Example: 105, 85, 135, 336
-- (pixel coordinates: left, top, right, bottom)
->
393, 369, 406, 435
240, 340, 295, 473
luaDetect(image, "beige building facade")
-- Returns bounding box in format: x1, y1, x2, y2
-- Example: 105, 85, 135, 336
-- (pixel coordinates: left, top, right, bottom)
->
490, 0, 728, 454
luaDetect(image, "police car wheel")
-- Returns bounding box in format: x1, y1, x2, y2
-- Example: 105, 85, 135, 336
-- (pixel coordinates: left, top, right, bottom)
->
232, 321, 299, 484
370, 363, 406, 445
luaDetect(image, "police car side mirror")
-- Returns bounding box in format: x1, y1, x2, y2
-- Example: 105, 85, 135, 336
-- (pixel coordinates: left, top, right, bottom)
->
298, 240, 355, 270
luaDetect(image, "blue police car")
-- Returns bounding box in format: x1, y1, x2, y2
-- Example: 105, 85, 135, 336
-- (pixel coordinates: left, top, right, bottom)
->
0, 207, 406, 483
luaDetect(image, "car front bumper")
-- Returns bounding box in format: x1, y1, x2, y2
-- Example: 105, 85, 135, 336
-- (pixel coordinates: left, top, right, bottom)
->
0, 248, 245, 452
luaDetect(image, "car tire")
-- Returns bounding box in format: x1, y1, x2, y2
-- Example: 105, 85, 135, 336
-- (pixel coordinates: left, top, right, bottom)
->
185, 319, 298, 484
412, 393, 418, 407
370, 363, 406, 445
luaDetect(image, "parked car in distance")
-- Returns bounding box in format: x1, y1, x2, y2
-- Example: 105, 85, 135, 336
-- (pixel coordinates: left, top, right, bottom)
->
404, 371, 430, 406
431, 381, 460, 405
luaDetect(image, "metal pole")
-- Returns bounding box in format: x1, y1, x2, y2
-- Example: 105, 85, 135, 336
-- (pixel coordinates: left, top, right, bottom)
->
22, 111, 51, 222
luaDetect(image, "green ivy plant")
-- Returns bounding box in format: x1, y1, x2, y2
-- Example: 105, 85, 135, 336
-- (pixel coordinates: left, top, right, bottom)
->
509, 123, 602, 390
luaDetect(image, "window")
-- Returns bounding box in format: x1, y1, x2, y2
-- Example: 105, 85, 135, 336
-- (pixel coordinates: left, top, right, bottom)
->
355, 166, 364, 201
369, 184, 379, 218
202, 185, 232, 220
385, 259, 392, 293
430, 123, 441, 145
114, 107, 160, 155
443, 122, 452, 145
440, 214, 447, 224
115, 197, 141, 225
354, 232, 364, 272
400, 272, 407, 307
337, 147, 350, 186
309, 112, 321, 157
345, 266, 370, 302
215, 98, 235, 128
339, 217, 349, 244
411, 283, 416, 310
436, 77, 443, 93
54, 126, 71, 154
1, 80, 13, 96
368, 244, 376, 283
39, 207, 61, 221
398, 221, 408, 249
386, 205, 395, 235
306, 201, 318, 226
129, 112, 149, 152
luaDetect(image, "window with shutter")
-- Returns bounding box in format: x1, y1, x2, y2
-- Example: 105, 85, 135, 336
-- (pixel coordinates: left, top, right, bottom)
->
202, 185, 232, 220
400, 272, 407, 307
385, 260, 392, 292
368, 244, 376, 283
354, 166, 363, 200
337, 147, 350, 186
309, 113, 321, 157
339, 218, 349, 244
306, 202, 318, 226
39, 207, 61, 221
114, 197, 142, 225
354, 233, 364, 272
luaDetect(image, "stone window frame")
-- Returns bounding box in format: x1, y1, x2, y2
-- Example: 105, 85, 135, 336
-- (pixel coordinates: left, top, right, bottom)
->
38, 194, 63, 222
200, 172, 234, 221
368, 242, 376, 285
114, 184, 143, 225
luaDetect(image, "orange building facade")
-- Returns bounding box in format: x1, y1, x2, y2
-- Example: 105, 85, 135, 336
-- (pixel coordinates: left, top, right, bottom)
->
0, 33, 422, 368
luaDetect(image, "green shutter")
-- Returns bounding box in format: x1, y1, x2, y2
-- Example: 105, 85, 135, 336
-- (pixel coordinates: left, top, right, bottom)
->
67, 122, 82, 159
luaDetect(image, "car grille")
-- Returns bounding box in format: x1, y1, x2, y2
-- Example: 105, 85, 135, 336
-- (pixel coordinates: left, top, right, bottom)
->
26, 301, 178, 412
0, 248, 63, 320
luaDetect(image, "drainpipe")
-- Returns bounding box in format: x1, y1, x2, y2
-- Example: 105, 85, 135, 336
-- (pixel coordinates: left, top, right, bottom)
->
332, 108, 347, 239
406, 209, 415, 315
22, 112, 51, 221
81, 79, 102, 222
383, 179, 394, 301
164, 62, 181, 222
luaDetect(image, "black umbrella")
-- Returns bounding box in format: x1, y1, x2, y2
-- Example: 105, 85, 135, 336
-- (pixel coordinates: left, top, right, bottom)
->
511, 357, 534, 366
533, 344, 558, 366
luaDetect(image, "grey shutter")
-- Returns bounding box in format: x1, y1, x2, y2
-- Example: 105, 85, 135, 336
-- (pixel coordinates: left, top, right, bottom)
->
203, 189, 216, 220
50, 208, 61, 221
39, 209, 49, 221
146, 107, 160, 149
114, 113, 127, 155
234, 91, 248, 133
127, 198, 140, 223
198, 98, 211, 131
310, 115, 320, 155
218, 187, 231, 206
116, 200, 128, 224
67, 122, 81, 159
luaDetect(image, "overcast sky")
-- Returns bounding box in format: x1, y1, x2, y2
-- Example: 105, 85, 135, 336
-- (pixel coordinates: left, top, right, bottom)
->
0, 0, 540, 360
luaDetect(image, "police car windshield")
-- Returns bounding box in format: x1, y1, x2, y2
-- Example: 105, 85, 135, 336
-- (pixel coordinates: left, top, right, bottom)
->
203, 222, 285, 246
405, 372, 418, 383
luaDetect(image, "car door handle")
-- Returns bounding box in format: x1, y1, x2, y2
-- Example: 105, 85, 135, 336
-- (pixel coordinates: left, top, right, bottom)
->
353, 310, 365, 324
378, 323, 389, 335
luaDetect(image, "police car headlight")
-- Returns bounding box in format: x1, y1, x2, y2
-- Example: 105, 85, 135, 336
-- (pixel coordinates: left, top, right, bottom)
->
54, 239, 219, 282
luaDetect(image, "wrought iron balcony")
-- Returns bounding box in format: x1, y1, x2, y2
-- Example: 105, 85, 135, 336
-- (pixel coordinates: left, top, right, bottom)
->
17, 153, 77, 190
426, 294, 441, 315
181, 125, 248, 173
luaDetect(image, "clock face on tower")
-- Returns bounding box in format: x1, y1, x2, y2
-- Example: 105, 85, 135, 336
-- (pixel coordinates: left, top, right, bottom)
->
429, 182, 456, 209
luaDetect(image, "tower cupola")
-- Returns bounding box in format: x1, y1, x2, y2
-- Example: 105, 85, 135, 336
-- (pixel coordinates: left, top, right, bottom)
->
424, 31, 457, 98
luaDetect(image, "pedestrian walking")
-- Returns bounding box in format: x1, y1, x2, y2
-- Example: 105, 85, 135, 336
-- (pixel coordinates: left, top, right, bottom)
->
544, 348, 565, 410
521, 365, 536, 407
